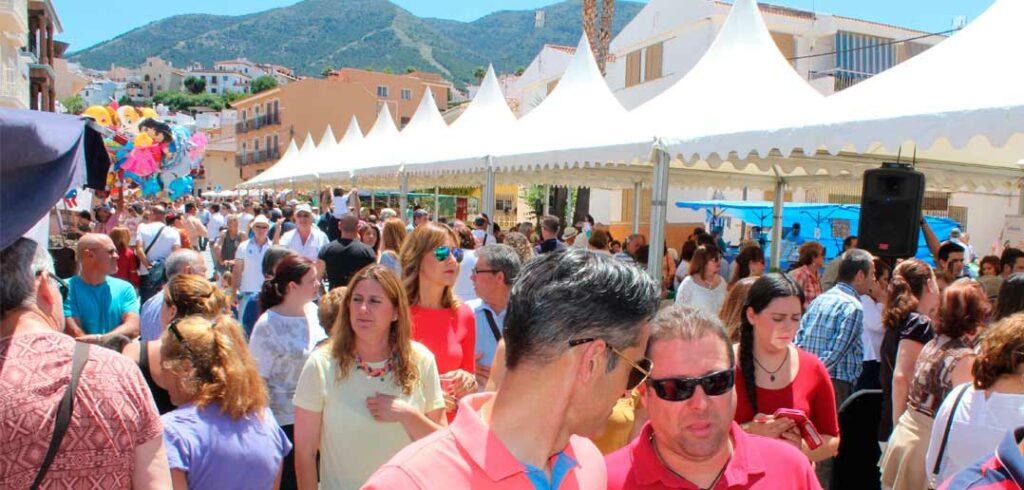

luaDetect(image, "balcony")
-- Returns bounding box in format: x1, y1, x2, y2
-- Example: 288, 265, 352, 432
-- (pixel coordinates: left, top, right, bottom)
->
0, 0, 29, 38
234, 145, 281, 166
0, 61, 29, 109
234, 112, 281, 134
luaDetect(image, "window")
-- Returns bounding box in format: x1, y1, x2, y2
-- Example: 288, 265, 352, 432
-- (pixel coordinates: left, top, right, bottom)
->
222, 75, 228, 82
546, 78, 559, 94
211, 87, 217, 93
400, 117, 410, 128
400, 88, 412, 100
625, 50, 641, 87
254, 138, 259, 150
211, 76, 218, 84
377, 85, 389, 97
643, 42, 663, 82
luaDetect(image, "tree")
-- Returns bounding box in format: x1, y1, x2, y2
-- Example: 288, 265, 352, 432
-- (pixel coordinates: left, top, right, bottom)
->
117, 95, 133, 106
515, 66, 526, 76
321, 65, 334, 78
473, 66, 486, 82
582, 0, 615, 75
60, 95, 86, 114
250, 75, 278, 94
405, 66, 417, 74
183, 76, 206, 94
382, 67, 393, 74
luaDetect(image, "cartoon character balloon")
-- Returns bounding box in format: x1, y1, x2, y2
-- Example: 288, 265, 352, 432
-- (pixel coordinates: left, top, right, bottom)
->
82, 105, 114, 128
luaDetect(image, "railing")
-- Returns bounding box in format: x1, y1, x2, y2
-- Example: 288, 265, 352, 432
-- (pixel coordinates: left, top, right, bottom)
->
234, 145, 280, 166
0, 62, 29, 106
234, 113, 280, 134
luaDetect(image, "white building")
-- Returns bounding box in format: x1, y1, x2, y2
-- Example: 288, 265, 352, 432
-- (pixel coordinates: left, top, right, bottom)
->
214, 58, 297, 85
187, 69, 251, 95
509, 44, 576, 116
0, 0, 31, 109
79, 79, 125, 106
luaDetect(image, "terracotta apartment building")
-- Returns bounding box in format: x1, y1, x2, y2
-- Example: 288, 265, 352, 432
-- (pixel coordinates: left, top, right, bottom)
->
231, 69, 454, 181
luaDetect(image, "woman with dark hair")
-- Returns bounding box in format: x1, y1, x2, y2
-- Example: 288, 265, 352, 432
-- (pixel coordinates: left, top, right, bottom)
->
674, 244, 726, 315
159, 315, 291, 489
879, 258, 941, 444
924, 313, 1024, 484
399, 223, 476, 418
881, 280, 991, 490
789, 241, 825, 307
992, 272, 1024, 321
729, 245, 765, 289
734, 273, 840, 462
293, 266, 445, 488
977, 255, 1003, 299
857, 256, 891, 391
359, 221, 381, 256
249, 255, 327, 490
673, 239, 698, 289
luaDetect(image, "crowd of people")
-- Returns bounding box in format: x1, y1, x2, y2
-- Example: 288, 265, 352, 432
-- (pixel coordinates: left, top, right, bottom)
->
2, 187, 1023, 490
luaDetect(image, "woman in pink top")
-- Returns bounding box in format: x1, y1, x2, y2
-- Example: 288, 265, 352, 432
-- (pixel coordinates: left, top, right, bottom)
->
399, 223, 476, 416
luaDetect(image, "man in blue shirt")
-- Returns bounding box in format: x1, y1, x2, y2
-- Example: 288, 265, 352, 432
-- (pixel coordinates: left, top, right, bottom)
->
138, 249, 207, 341
64, 234, 140, 342
795, 248, 874, 405
465, 244, 521, 388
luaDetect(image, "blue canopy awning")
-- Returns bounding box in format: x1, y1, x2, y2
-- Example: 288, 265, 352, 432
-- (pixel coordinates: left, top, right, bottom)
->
676, 200, 961, 263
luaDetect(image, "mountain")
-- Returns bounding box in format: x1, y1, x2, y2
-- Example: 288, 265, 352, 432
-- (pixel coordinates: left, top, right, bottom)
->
67, 0, 644, 86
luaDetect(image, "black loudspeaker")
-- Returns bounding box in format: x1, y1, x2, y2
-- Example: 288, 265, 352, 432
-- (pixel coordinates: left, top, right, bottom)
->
858, 163, 925, 258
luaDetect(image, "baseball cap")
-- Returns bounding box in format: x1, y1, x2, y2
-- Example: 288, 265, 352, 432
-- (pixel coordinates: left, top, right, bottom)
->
252, 215, 271, 228
295, 203, 313, 215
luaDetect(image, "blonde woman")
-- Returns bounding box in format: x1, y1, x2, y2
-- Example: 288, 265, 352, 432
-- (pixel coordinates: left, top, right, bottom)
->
159, 315, 292, 490
379, 218, 407, 275
399, 223, 477, 416
293, 265, 444, 489
123, 274, 227, 415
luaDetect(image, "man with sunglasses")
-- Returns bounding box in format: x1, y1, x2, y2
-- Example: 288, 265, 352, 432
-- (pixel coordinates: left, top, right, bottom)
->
317, 213, 376, 290
365, 248, 660, 489
606, 306, 820, 490
466, 244, 521, 388
63, 233, 140, 343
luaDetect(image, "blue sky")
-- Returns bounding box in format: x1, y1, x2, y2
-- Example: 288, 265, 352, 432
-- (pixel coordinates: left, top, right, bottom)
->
54, 0, 996, 51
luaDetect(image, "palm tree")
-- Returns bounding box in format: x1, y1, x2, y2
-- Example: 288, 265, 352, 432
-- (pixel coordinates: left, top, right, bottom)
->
582, 0, 615, 75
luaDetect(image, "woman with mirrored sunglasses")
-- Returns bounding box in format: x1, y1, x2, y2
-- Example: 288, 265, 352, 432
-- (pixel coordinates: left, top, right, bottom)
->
399, 223, 477, 419
734, 273, 841, 463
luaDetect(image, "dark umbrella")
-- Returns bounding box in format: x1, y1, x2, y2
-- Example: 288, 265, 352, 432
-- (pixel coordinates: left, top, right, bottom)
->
1, 108, 110, 250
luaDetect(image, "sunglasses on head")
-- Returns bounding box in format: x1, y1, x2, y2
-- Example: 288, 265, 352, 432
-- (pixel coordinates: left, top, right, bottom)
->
646, 368, 735, 402
434, 246, 464, 263
569, 338, 653, 391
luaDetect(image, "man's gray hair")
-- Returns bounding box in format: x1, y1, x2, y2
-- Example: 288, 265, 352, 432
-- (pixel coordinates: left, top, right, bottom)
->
838, 248, 873, 283
1, 238, 54, 316
476, 244, 521, 285
504, 249, 660, 371
164, 249, 203, 278
648, 305, 735, 366
379, 208, 397, 220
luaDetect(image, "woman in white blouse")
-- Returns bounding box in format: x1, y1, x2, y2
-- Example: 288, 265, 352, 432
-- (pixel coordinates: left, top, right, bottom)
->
857, 257, 890, 390
249, 254, 328, 490
925, 313, 1024, 486
674, 244, 726, 315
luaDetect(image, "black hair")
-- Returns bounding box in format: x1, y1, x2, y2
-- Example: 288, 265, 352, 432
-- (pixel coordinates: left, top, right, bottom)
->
504, 249, 659, 371
738, 273, 804, 413
938, 241, 965, 262
261, 245, 296, 277
731, 246, 764, 286
77, 210, 92, 220
259, 255, 315, 310
139, 118, 172, 142
843, 235, 858, 251
1000, 248, 1024, 273
994, 273, 1024, 321
210, 203, 221, 213
184, 202, 197, 213
282, 206, 294, 220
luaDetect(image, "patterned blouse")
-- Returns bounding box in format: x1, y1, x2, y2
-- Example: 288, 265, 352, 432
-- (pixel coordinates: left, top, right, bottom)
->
908, 335, 975, 418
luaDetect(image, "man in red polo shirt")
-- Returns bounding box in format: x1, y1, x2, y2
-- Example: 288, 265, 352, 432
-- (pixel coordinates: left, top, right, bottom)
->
363, 248, 661, 489
606, 306, 821, 490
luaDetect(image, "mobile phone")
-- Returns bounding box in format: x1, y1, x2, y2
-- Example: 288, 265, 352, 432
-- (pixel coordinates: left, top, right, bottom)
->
773, 408, 823, 450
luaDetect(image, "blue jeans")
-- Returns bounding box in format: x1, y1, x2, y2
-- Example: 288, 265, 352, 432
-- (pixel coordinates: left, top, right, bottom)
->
239, 292, 260, 339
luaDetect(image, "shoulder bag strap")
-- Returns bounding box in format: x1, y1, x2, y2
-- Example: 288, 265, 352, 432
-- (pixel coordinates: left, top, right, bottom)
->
30, 342, 90, 490
930, 383, 970, 485
144, 225, 167, 257
483, 309, 502, 342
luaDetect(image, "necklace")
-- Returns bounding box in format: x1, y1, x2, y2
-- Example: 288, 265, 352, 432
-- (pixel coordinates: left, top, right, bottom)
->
753, 346, 790, 382
650, 432, 731, 490
355, 352, 396, 382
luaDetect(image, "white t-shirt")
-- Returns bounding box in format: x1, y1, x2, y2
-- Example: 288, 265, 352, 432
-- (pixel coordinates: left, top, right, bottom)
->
925, 383, 1024, 485
280, 227, 329, 262
207, 212, 226, 241
293, 342, 444, 489
136, 221, 181, 263
471, 229, 496, 247
674, 276, 727, 316
249, 304, 328, 427
238, 212, 254, 235
452, 249, 479, 303
860, 295, 885, 362
238, 238, 272, 293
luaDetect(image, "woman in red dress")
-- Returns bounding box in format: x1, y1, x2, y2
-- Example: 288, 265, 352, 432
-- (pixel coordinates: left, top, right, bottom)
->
109, 226, 140, 289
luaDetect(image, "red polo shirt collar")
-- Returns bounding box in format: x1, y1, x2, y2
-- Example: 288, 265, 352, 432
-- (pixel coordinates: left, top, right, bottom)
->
632, 421, 767, 489
449, 392, 584, 485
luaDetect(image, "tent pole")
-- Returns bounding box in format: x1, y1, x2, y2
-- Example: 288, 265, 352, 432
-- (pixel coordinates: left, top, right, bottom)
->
433, 186, 440, 223
632, 181, 642, 234
484, 157, 497, 233
371, 191, 375, 212
399, 171, 409, 224
770, 167, 786, 271
647, 149, 670, 282
543, 185, 551, 217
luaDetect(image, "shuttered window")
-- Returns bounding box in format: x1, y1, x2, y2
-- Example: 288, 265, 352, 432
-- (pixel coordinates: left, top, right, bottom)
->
625, 50, 642, 87
644, 42, 663, 81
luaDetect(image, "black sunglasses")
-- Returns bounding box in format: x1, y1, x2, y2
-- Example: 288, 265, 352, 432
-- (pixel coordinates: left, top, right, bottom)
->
647, 368, 735, 402
167, 318, 201, 360
569, 338, 653, 390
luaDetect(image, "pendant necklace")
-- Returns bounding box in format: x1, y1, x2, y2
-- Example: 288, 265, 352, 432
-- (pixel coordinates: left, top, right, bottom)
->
753, 346, 790, 382
355, 352, 396, 382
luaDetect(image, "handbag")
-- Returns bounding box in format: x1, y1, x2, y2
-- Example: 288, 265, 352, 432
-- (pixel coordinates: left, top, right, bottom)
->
928, 383, 969, 489
142, 225, 168, 284
30, 342, 90, 490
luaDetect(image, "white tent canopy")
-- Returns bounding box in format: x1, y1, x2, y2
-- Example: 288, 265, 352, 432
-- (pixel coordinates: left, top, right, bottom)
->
318, 115, 365, 181
240, 138, 300, 188
344, 103, 401, 184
